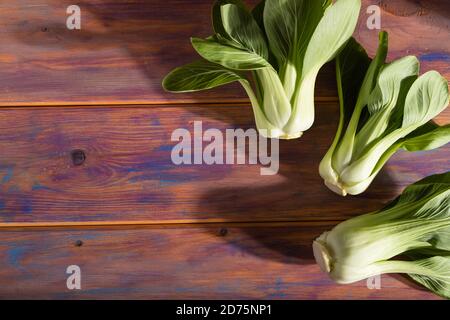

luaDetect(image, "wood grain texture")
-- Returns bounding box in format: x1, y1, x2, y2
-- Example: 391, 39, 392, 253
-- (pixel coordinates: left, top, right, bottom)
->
0, 0, 448, 106
355, 0, 450, 79
0, 0, 449, 301
0, 223, 440, 299
0, 0, 331, 106
0, 103, 448, 225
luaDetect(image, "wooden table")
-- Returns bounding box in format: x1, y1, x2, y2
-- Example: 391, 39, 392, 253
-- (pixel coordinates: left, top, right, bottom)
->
0, 0, 449, 299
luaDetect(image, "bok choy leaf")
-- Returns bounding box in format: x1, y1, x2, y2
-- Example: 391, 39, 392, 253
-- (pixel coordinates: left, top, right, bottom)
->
163, 0, 361, 139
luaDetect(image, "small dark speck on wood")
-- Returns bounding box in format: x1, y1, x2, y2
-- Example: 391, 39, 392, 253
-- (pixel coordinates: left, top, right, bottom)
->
71, 149, 86, 166
75, 240, 83, 247
41, 27, 48, 32
219, 228, 228, 237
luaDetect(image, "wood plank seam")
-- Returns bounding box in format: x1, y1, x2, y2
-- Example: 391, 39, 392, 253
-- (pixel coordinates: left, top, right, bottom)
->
0, 219, 343, 230
0, 98, 340, 109
0, 220, 338, 232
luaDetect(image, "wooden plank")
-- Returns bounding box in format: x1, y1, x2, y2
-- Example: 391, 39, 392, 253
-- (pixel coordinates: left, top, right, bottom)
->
1, 104, 448, 225
0, 223, 440, 299
0, 0, 333, 106
355, 0, 450, 79
0, 0, 448, 106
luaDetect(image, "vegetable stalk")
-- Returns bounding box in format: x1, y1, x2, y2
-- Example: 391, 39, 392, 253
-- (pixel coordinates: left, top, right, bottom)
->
319, 32, 450, 195
163, 0, 361, 139
313, 172, 450, 299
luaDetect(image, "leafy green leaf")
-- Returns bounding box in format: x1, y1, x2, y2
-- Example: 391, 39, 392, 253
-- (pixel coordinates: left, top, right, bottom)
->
263, 0, 328, 99
191, 37, 271, 70
162, 60, 245, 92
407, 256, 450, 299
403, 123, 450, 152
402, 71, 450, 128
212, 0, 246, 39
352, 56, 419, 157
263, 0, 326, 69
251, 0, 279, 69
213, 2, 269, 59
302, 0, 361, 75
350, 31, 389, 116
367, 56, 419, 115
337, 38, 371, 125
283, 0, 362, 135
251, 0, 266, 34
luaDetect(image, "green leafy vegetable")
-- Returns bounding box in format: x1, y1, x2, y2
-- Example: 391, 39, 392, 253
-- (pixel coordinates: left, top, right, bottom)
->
319, 32, 450, 196
162, 60, 246, 92
313, 171, 450, 299
163, 0, 361, 139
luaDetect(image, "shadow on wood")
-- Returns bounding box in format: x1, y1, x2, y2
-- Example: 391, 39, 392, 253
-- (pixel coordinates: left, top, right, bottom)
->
197, 107, 400, 263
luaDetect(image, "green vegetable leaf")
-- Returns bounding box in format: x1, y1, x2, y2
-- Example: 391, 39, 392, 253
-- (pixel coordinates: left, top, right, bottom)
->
191, 37, 271, 70
284, 0, 362, 135
251, 0, 266, 35
212, 0, 246, 40
352, 56, 419, 158
251, 0, 278, 69
392, 171, 450, 211
367, 56, 419, 115
350, 31, 389, 117
301, 0, 361, 75
402, 71, 450, 129
213, 1, 269, 59
162, 60, 245, 92
263, 0, 326, 69
403, 123, 450, 152
408, 257, 450, 299
337, 38, 371, 124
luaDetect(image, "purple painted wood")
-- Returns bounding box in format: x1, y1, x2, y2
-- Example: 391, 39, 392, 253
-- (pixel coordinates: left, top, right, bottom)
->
0, 104, 448, 225
0, 224, 440, 299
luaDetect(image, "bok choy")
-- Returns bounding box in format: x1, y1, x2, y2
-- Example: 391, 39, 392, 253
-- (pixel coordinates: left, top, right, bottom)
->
313, 171, 450, 299
319, 32, 450, 196
163, 0, 361, 139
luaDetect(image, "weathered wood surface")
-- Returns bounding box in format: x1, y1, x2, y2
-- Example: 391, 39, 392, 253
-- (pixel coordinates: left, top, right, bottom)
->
0, 0, 449, 300
0, 103, 448, 225
0, 223, 440, 299
0, 0, 448, 106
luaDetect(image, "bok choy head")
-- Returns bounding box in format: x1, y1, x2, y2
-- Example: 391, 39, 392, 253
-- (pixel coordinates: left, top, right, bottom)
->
319, 32, 450, 196
163, 0, 361, 139
313, 171, 450, 299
